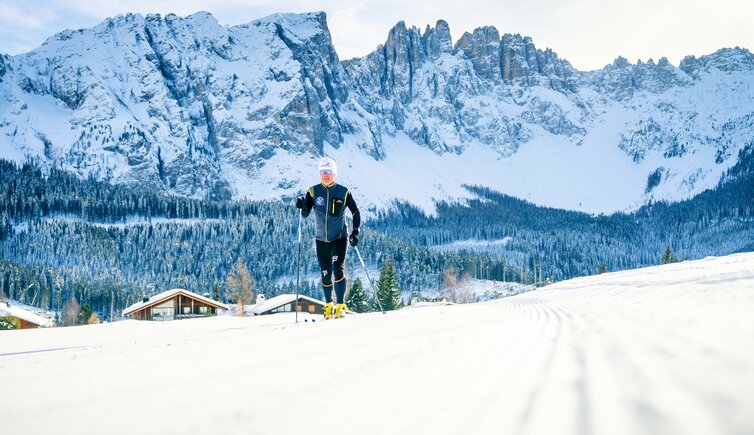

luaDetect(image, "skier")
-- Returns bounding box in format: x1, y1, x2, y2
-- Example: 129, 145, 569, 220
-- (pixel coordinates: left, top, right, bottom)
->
296, 157, 361, 319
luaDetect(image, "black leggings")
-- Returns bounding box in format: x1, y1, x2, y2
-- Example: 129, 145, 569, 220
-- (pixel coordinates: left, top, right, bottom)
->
316, 237, 348, 303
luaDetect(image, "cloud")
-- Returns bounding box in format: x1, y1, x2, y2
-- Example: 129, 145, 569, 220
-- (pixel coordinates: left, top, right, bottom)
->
0, 2, 56, 29
0, 0, 751, 70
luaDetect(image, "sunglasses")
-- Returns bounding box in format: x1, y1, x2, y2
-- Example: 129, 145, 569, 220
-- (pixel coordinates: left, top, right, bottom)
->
319, 169, 334, 175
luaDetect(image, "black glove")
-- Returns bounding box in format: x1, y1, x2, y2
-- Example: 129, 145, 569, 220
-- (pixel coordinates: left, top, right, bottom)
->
349, 228, 359, 247
295, 196, 306, 209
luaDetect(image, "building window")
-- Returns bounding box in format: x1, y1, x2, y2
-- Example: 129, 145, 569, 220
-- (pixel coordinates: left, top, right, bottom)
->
154, 299, 174, 309
270, 304, 292, 313
152, 307, 174, 321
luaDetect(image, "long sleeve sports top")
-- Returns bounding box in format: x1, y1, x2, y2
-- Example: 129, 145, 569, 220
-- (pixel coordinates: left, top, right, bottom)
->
301, 183, 360, 242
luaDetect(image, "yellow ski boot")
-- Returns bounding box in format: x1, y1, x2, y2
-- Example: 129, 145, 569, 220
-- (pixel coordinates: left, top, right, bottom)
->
324, 302, 334, 319
335, 304, 347, 319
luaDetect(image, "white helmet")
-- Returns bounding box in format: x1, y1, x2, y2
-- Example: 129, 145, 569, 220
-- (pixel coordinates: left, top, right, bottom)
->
318, 157, 337, 176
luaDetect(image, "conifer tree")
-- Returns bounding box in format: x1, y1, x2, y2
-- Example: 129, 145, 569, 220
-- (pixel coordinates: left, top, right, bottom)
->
661, 245, 679, 264
346, 278, 370, 313
79, 304, 94, 325
2, 158, 753, 317
376, 259, 401, 311
212, 283, 221, 302
0, 212, 10, 241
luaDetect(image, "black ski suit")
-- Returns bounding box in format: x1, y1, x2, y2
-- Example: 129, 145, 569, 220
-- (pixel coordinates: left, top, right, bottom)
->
301, 182, 360, 304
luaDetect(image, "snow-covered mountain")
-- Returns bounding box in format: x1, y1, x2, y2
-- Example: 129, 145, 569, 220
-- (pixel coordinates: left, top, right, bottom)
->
0, 11, 752, 213
4, 252, 754, 434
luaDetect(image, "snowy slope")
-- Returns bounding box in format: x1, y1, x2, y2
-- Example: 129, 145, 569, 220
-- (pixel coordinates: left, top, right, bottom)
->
0, 13, 753, 214
0, 12, 373, 200
2, 252, 753, 435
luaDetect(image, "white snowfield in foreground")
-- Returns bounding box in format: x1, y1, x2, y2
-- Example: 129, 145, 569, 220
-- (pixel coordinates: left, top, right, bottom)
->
2, 253, 754, 435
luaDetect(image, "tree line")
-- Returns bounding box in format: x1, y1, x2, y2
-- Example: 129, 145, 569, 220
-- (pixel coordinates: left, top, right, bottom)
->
1, 142, 752, 321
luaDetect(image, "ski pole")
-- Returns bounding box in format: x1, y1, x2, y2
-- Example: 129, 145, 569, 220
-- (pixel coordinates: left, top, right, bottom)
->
354, 245, 385, 313
295, 207, 302, 323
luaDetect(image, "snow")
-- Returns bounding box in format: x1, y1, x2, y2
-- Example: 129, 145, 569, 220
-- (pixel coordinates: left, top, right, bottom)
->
12, 216, 225, 233
0, 134, 25, 163
264, 51, 753, 216
0, 302, 54, 327
323, 131, 643, 216
457, 278, 535, 301
256, 12, 327, 41
407, 278, 534, 303
328, 67, 751, 216
1, 12, 752, 216
2, 252, 753, 434
249, 293, 324, 315
430, 237, 513, 252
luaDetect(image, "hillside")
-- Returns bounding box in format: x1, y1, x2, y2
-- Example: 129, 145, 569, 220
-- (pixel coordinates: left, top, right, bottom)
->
0, 12, 752, 213
3, 252, 753, 434
1, 155, 752, 318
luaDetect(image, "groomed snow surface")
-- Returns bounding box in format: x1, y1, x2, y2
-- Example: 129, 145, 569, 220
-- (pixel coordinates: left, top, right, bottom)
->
2, 253, 753, 435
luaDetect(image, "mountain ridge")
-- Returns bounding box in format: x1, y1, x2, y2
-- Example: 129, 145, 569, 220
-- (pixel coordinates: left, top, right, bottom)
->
0, 11, 752, 214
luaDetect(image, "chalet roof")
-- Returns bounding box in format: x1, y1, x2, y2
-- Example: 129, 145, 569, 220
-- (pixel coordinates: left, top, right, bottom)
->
122, 288, 228, 316
251, 294, 325, 315
0, 302, 54, 327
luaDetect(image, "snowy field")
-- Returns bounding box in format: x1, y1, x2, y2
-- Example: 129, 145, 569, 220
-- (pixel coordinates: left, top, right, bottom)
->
2, 253, 753, 435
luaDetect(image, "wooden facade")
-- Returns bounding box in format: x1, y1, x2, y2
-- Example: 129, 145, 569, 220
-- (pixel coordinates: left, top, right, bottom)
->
18, 318, 41, 329
299, 301, 323, 315
0, 316, 40, 329
252, 295, 326, 316
0, 303, 53, 329
124, 290, 227, 321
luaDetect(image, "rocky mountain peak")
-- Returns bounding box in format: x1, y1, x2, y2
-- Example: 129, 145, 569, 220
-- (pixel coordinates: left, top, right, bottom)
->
0, 55, 7, 80
455, 26, 502, 83
255, 11, 330, 42
680, 47, 754, 78
0, 11, 375, 199
1, 12, 752, 214
421, 20, 453, 60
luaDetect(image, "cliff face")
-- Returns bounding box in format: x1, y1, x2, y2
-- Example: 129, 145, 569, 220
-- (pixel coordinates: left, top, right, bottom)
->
1, 12, 753, 212
0, 12, 378, 199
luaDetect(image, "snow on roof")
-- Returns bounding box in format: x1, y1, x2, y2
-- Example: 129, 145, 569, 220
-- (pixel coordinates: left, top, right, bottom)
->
122, 288, 228, 316
251, 294, 324, 315
0, 302, 54, 327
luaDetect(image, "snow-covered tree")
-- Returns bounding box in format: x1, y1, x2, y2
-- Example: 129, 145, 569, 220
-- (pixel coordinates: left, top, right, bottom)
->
0, 212, 11, 241
1, 158, 752, 316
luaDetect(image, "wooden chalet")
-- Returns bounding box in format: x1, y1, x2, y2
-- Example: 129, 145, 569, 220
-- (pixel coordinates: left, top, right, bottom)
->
0, 302, 54, 329
251, 294, 325, 316
122, 288, 228, 321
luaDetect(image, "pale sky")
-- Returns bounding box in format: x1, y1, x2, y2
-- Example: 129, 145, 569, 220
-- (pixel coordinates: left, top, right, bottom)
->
0, 0, 751, 71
